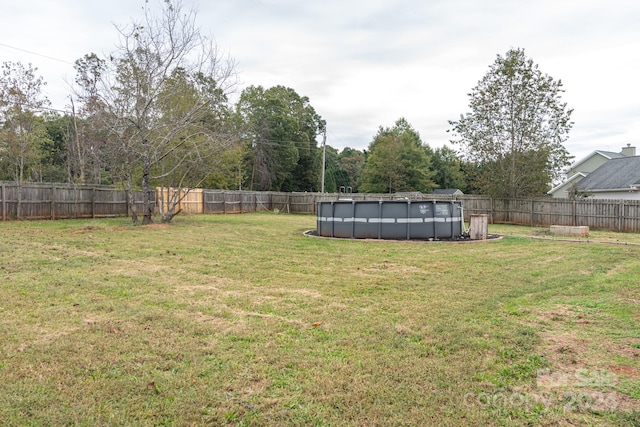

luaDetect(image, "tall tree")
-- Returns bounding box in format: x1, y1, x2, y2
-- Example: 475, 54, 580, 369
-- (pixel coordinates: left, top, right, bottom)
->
40, 112, 71, 183
0, 62, 51, 217
235, 85, 325, 191
318, 146, 363, 193
338, 147, 365, 192
321, 145, 341, 193
448, 48, 573, 198
360, 118, 434, 193
200, 143, 246, 190
70, 53, 109, 184
431, 145, 467, 191
94, 0, 238, 223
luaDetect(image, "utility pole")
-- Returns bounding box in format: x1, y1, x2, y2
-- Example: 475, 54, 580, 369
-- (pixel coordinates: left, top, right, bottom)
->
320, 128, 327, 193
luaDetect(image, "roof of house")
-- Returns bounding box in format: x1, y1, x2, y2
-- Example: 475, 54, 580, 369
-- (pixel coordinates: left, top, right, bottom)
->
596, 150, 626, 159
576, 156, 640, 191
569, 150, 625, 171
431, 189, 463, 195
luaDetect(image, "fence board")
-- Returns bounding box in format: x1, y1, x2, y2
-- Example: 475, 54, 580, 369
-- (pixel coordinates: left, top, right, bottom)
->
1, 182, 5, 221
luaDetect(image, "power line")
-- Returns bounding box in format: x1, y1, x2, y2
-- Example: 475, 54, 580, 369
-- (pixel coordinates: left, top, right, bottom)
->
328, 129, 345, 146
244, 138, 325, 152
35, 105, 70, 114
2, 102, 70, 114
329, 129, 364, 151
0, 42, 75, 65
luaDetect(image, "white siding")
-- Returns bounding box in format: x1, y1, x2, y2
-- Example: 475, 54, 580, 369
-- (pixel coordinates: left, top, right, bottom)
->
586, 191, 640, 200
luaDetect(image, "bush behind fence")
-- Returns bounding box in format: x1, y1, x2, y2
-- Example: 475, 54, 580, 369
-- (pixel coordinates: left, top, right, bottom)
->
2, 181, 640, 232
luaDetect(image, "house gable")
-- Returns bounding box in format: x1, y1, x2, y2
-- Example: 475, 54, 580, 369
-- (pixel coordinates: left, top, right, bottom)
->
567, 151, 623, 176
548, 172, 587, 198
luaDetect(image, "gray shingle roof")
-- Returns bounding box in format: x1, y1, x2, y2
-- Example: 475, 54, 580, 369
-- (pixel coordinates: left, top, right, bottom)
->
431, 189, 463, 195
576, 156, 640, 190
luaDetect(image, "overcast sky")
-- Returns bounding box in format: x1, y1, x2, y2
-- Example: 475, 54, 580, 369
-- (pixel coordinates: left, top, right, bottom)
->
2, 0, 639, 162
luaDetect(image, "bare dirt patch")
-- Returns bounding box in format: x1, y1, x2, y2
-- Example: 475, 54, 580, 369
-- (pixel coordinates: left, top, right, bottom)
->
542, 332, 591, 367
608, 365, 640, 379
532, 305, 640, 413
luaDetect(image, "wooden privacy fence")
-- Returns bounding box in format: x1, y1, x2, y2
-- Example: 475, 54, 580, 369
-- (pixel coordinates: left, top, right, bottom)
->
3, 181, 640, 232
0, 182, 150, 221
453, 196, 640, 233
159, 190, 311, 214
156, 187, 205, 214
491, 198, 640, 232
204, 190, 276, 214
164, 190, 640, 232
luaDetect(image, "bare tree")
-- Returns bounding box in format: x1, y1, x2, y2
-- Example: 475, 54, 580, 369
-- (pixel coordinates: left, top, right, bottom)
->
95, 0, 238, 223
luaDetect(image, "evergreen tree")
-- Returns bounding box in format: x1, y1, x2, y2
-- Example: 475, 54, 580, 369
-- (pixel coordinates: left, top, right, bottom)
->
360, 118, 435, 193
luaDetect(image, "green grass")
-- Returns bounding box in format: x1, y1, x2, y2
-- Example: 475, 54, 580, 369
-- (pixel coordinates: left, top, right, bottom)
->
0, 213, 639, 426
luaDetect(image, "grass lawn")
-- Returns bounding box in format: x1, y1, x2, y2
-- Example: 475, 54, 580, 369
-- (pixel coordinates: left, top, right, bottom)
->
1, 213, 639, 426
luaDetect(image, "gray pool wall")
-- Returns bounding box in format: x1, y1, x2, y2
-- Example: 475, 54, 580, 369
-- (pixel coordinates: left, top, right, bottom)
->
317, 200, 464, 240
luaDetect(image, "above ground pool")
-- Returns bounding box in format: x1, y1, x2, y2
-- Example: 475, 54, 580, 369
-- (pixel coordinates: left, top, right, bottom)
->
316, 200, 464, 240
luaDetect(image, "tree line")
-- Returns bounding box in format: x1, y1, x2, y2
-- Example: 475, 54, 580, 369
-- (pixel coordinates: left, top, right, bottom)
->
0, 1, 573, 223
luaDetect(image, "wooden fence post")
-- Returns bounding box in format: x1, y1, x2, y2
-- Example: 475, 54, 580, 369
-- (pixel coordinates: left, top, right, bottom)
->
619, 200, 625, 232
223, 191, 227, 214
1, 183, 5, 221
51, 185, 56, 220
530, 199, 534, 227
125, 189, 130, 218
572, 200, 577, 226
17, 183, 21, 220
73, 185, 78, 219
92, 187, 96, 218
490, 197, 494, 224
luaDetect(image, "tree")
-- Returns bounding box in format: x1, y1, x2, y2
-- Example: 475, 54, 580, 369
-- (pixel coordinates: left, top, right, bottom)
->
338, 147, 365, 192
200, 143, 245, 190
321, 145, 340, 193
235, 85, 325, 191
0, 61, 51, 217
360, 118, 435, 193
69, 53, 109, 184
448, 48, 573, 198
40, 112, 72, 183
431, 146, 467, 191
94, 0, 238, 223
